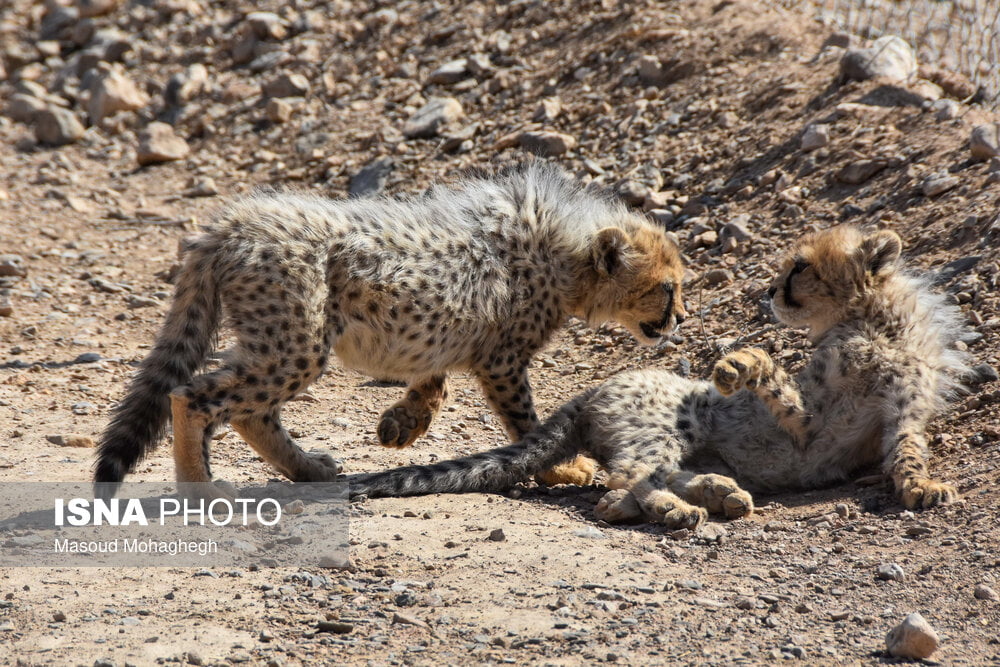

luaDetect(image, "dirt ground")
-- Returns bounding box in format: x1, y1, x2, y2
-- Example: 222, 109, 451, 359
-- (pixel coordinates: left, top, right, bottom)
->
1, 0, 999, 664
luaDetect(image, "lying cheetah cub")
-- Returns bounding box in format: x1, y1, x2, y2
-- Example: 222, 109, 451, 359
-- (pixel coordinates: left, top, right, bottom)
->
348, 227, 971, 526
94, 163, 688, 497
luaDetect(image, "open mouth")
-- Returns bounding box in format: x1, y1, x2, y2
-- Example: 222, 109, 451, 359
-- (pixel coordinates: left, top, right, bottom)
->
640, 322, 662, 339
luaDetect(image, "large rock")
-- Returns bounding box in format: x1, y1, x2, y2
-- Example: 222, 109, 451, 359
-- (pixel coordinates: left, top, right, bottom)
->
35, 107, 85, 145
970, 123, 1000, 160
403, 97, 463, 138
89, 66, 149, 124
885, 612, 939, 660
137, 122, 189, 165
841, 35, 917, 83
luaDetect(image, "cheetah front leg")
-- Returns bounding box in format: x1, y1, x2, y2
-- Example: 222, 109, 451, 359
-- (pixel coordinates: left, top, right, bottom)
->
712, 346, 810, 447
883, 421, 959, 510
604, 465, 706, 529
377, 375, 449, 448
475, 364, 595, 486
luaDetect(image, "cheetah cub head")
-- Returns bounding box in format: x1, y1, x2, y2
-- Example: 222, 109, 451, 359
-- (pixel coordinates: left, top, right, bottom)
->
768, 226, 902, 338
587, 224, 688, 345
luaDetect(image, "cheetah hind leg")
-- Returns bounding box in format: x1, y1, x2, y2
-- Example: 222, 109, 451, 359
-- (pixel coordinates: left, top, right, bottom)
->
668, 471, 754, 519
170, 391, 237, 504
377, 375, 449, 448
594, 488, 643, 523
536, 455, 597, 486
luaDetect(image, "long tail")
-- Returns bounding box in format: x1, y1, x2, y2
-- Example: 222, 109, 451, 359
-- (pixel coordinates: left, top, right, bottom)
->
94, 239, 222, 493
346, 391, 595, 499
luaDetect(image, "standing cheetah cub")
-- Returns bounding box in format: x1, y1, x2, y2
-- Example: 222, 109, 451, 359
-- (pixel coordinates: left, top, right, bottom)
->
348, 227, 972, 526
94, 163, 688, 497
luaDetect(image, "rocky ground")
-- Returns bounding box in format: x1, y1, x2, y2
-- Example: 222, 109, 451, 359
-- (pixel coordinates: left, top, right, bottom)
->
1, 0, 1000, 664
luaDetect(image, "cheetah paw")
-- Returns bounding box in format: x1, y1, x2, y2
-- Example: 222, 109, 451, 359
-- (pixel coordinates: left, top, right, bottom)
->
594, 489, 643, 523
901, 477, 959, 509
377, 404, 433, 448
647, 499, 707, 530
535, 456, 596, 486
292, 451, 344, 482
687, 473, 755, 519
712, 347, 775, 396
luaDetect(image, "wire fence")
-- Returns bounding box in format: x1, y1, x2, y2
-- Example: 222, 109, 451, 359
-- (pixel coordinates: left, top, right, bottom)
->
775, 0, 1000, 108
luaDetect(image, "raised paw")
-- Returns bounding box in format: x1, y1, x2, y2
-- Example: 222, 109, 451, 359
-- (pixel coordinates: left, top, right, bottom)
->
712, 347, 775, 396
292, 451, 344, 482
685, 473, 754, 519
377, 403, 434, 448
536, 456, 596, 486
901, 477, 959, 510
594, 489, 643, 523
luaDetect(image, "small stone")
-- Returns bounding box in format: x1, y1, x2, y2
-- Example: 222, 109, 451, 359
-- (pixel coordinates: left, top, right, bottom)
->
266, 98, 293, 123
185, 177, 219, 198
801, 124, 830, 152
164, 64, 209, 106
836, 159, 888, 184
77, 0, 120, 18
970, 124, 1000, 161
876, 562, 905, 582
403, 97, 463, 138
532, 97, 561, 122
89, 66, 149, 125
246, 12, 288, 40
704, 269, 733, 286
317, 620, 353, 634
931, 99, 961, 121
5, 94, 47, 123
0, 255, 27, 278
841, 35, 917, 83
428, 59, 469, 85
974, 583, 998, 601
283, 499, 305, 515
185, 652, 203, 666
93, 659, 116, 667
52, 611, 66, 622
735, 597, 755, 610
349, 157, 394, 198
572, 526, 606, 539
45, 434, 96, 448
137, 122, 190, 165
263, 73, 309, 98
616, 180, 649, 207
518, 131, 576, 157
921, 173, 960, 197
648, 209, 675, 227
488, 528, 505, 542
969, 363, 998, 385
885, 612, 939, 660
35, 108, 85, 146
692, 231, 718, 248
637, 55, 666, 86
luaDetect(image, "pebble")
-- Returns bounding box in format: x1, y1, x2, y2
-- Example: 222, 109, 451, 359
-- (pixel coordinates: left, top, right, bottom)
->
970, 123, 1000, 160
89, 65, 149, 125
403, 97, 463, 138
840, 35, 917, 83
428, 59, 469, 85
800, 124, 830, 151
969, 363, 999, 385
532, 97, 561, 122
0, 255, 26, 278
52, 611, 66, 622
572, 526, 606, 539
704, 268, 733, 286
317, 620, 353, 634
876, 562, 905, 582
921, 172, 959, 197
973, 583, 998, 601
164, 64, 209, 106
137, 122, 190, 165
349, 157, 394, 198
518, 131, 576, 157
78, 0, 121, 18
184, 177, 219, 198
35, 108, 85, 146
488, 528, 505, 542
266, 98, 293, 124
45, 434, 96, 448
885, 612, 939, 660
931, 99, 961, 121
5, 94, 47, 124
836, 159, 888, 184
263, 73, 309, 99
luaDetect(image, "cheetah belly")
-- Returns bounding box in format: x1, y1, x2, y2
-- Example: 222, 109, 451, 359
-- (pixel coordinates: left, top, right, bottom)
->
333, 319, 480, 379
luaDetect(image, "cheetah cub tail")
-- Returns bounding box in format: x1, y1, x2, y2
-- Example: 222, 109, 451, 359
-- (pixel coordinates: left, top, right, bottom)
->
93, 238, 223, 495
346, 391, 596, 499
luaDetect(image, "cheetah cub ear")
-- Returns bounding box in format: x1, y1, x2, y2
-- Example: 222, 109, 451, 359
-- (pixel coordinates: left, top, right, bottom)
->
592, 227, 631, 277
858, 230, 902, 277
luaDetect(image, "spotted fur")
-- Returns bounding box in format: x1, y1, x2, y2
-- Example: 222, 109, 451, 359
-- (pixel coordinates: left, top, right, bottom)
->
94, 162, 688, 497
348, 227, 972, 525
